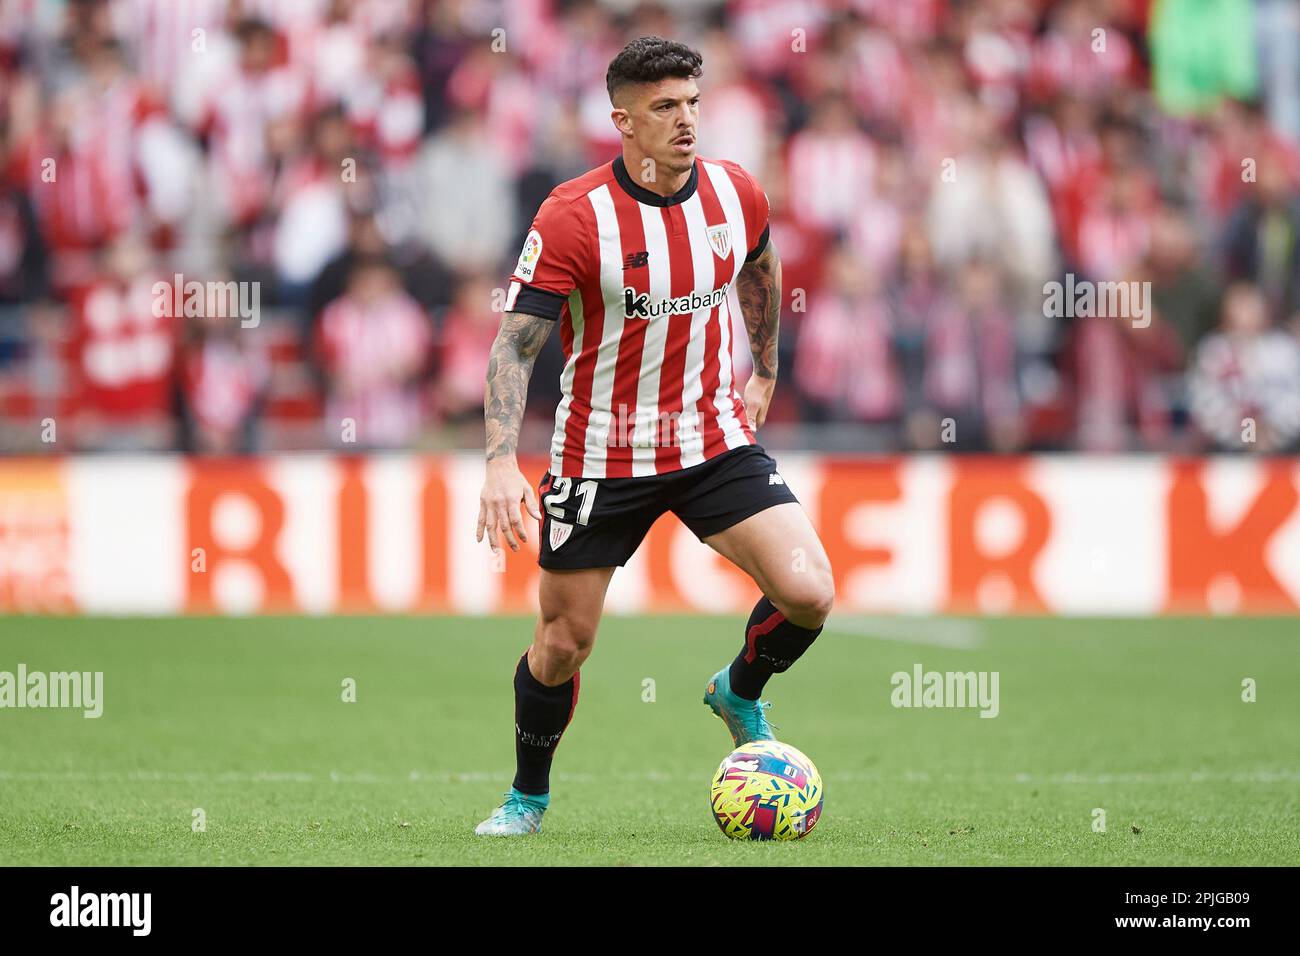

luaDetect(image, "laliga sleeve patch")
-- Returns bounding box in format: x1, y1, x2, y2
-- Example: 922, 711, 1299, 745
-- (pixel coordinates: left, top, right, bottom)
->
514, 229, 543, 281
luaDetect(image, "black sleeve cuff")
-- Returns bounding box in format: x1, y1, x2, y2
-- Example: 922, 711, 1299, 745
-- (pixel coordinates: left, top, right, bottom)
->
744, 223, 770, 262
511, 284, 567, 321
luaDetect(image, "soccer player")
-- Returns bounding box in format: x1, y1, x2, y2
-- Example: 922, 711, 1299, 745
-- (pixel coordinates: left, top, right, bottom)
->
474, 36, 835, 836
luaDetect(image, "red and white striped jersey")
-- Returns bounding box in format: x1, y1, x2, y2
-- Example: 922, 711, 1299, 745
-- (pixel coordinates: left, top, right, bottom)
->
505, 155, 770, 478
111, 0, 226, 91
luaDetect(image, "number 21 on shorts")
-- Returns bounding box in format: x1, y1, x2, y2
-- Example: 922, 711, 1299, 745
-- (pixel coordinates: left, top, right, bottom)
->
543, 477, 598, 525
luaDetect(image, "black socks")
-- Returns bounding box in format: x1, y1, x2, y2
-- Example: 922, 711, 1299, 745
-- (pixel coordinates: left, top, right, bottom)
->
728, 596, 822, 700
512, 651, 579, 795
510, 596, 812, 795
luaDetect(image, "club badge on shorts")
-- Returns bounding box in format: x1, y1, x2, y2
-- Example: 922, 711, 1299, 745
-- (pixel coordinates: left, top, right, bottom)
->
549, 520, 573, 551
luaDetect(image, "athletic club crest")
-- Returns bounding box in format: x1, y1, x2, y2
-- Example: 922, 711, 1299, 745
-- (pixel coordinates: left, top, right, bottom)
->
706, 223, 732, 260
549, 520, 573, 551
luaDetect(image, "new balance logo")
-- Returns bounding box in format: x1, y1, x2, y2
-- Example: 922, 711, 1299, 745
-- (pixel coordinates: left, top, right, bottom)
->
623, 251, 649, 269
768, 474, 785, 485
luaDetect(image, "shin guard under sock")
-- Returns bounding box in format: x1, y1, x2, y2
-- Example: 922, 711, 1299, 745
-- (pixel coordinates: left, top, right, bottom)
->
512, 651, 579, 795
728, 596, 822, 700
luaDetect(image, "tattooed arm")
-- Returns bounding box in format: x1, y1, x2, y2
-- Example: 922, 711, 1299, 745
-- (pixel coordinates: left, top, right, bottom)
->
735, 236, 781, 429
477, 311, 555, 554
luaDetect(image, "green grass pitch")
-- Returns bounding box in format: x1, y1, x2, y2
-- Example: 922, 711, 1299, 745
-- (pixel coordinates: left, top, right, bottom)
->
0, 615, 1296, 866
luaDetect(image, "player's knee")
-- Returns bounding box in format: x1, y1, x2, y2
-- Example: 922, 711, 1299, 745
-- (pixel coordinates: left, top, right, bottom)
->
537, 612, 597, 673
776, 572, 835, 629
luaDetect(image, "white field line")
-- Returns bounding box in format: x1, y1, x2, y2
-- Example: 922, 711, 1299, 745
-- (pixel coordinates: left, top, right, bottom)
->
825, 616, 985, 649
1, 769, 1298, 785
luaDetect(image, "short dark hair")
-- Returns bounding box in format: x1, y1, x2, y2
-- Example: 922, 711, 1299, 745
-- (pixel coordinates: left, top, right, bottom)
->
606, 36, 703, 103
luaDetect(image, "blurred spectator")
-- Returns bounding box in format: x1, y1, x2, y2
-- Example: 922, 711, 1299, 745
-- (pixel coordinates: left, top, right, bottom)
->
416, 107, 514, 273
843, 9, 911, 128
848, 141, 907, 279
1222, 145, 1300, 320
887, 221, 947, 408
1064, 112, 1159, 281
1198, 98, 1300, 223
1254, 0, 1300, 141
794, 242, 900, 428
78, 37, 195, 248
1146, 205, 1220, 353
310, 208, 391, 321
11, 37, 193, 293
1060, 274, 1186, 453
178, 293, 270, 455
1188, 282, 1300, 452
961, 0, 1035, 124
68, 235, 176, 450
119, 0, 230, 100
311, 208, 454, 321
194, 17, 308, 231
1031, 0, 1138, 104
435, 272, 499, 425
0, 131, 47, 305
315, 257, 432, 449
445, 45, 539, 178
785, 92, 875, 234
411, 0, 476, 135
514, 105, 595, 240
728, 0, 830, 81
344, 31, 425, 172
695, 30, 776, 176
1024, 92, 1101, 240
926, 105, 1056, 321
271, 106, 356, 303
764, 148, 830, 339
906, 258, 1024, 452
309, 2, 377, 111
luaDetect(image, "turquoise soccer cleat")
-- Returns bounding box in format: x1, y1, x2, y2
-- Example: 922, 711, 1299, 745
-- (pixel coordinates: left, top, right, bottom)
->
474, 788, 549, 836
703, 666, 776, 747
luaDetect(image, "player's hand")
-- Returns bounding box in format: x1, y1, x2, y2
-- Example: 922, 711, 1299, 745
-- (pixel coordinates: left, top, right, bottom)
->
743, 373, 776, 431
476, 458, 542, 554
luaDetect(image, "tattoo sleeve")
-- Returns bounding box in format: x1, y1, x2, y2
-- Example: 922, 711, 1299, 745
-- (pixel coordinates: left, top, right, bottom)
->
484, 311, 555, 461
736, 236, 781, 379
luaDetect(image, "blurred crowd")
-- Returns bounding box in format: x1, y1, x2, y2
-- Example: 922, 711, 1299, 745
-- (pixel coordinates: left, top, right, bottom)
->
1, 0, 1300, 454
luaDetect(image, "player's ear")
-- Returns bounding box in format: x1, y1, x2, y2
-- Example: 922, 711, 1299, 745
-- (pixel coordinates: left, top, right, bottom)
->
610, 107, 633, 138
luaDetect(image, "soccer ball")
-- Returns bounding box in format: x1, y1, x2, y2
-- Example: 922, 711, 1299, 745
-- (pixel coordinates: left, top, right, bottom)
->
710, 740, 823, 840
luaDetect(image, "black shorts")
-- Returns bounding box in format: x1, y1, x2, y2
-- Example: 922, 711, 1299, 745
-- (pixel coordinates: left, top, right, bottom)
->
537, 444, 800, 570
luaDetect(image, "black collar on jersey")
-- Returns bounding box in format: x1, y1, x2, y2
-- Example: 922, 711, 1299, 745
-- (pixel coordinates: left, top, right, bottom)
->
611, 155, 698, 207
